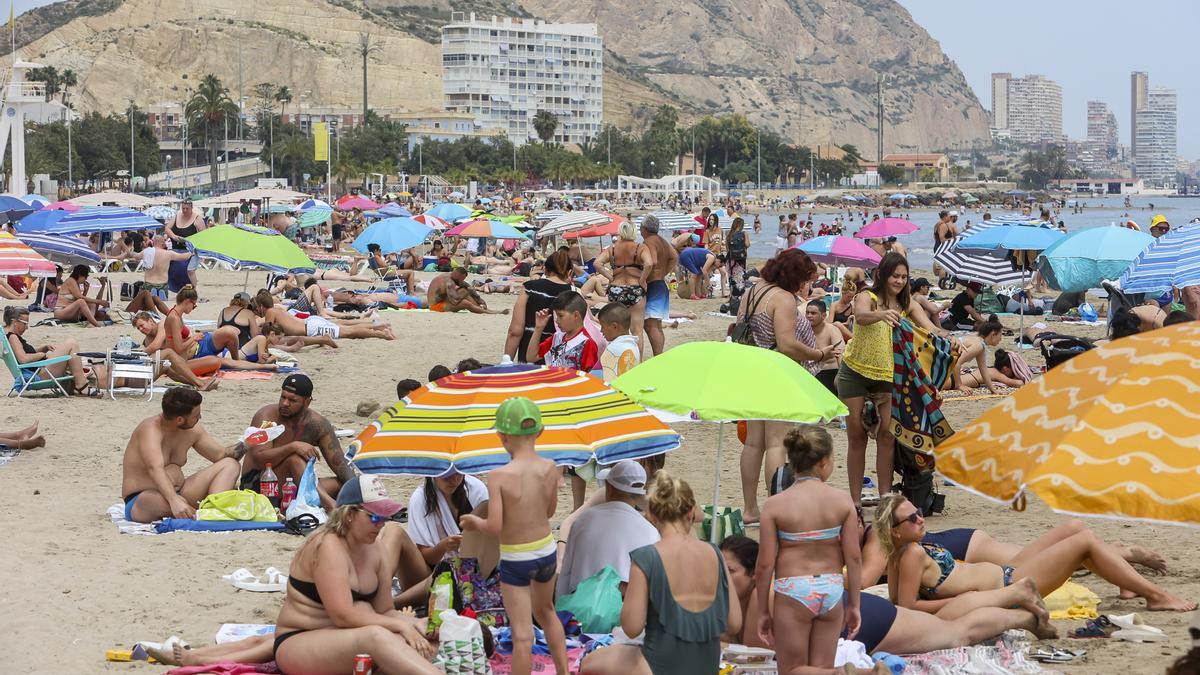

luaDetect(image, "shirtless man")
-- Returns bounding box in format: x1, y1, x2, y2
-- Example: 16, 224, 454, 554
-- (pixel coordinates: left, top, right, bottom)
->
120, 388, 246, 523
640, 215, 678, 357
139, 235, 190, 311
806, 299, 845, 395
250, 290, 395, 341
932, 210, 956, 280
426, 268, 508, 314
242, 375, 354, 510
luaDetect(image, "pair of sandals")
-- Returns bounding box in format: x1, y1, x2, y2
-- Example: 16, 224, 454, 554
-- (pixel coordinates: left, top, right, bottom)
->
1070, 613, 1167, 643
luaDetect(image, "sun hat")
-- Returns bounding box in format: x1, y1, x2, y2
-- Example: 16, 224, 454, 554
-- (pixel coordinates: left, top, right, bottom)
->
335, 475, 403, 517
596, 461, 648, 496
1150, 214, 1169, 230
494, 396, 543, 436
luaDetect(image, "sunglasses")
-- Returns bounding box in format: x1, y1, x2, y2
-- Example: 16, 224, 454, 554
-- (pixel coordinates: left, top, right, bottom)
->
895, 508, 923, 526
355, 508, 387, 525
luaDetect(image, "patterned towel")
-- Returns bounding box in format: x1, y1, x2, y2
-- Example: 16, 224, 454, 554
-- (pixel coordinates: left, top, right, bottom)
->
900, 631, 1060, 674
889, 320, 956, 472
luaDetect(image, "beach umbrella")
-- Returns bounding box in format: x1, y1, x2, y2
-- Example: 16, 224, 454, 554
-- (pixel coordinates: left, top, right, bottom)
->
565, 220, 621, 239
336, 195, 381, 211
426, 202, 473, 223
0, 231, 56, 277
612, 341, 847, 541
349, 362, 682, 476
0, 195, 36, 223
538, 210, 612, 238
1037, 226, 1154, 293
21, 194, 50, 209
855, 217, 919, 240
535, 209, 568, 221
43, 200, 80, 212
933, 222, 1027, 287
478, 197, 493, 204
186, 224, 315, 274
713, 191, 728, 199
298, 207, 332, 229
1003, 189, 1029, 197
957, 222, 1064, 252
448, 191, 465, 199
15, 232, 101, 267
67, 191, 163, 208
888, 193, 908, 201
796, 235, 881, 267
378, 203, 413, 218
841, 195, 859, 202
1118, 220, 1200, 294
15, 206, 162, 235
298, 198, 331, 211
412, 213, 450, 230
636, 210, 700, 231
350, 217, 433, 254
964, 196, 980, 204
941, 191, 958, 200
145, 205, 177, 221
934, 323, 1200, 525
444, 218, 525, 240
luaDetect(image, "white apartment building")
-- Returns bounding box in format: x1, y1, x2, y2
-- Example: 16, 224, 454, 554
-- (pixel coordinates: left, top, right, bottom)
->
1006, 74, 1063, 145
990, 72, 1011, 129
1086, 101, 1118, 154
1134, 87, 1178, 186
441, 12, 603, 146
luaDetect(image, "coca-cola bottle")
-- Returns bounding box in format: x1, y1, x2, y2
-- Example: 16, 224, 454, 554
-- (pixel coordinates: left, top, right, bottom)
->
280, 477, 297, 512
260, 463, 280, 508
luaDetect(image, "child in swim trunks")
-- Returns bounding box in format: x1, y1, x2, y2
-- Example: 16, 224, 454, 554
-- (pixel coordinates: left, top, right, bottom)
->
459, 398, 568, 675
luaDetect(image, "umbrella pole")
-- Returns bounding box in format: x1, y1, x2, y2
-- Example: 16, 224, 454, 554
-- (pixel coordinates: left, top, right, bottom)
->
711, 420, 725, 544
1019, 265, 1026, 340
243, 268, 250, 292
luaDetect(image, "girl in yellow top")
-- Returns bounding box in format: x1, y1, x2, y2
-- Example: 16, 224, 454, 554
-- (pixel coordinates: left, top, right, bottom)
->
836, 252, 942, 507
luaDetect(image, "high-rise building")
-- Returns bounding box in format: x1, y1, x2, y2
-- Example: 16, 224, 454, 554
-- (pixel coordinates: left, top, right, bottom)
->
1130, 71, 1149, 156
441, 12, 603, 146
1087, 101, 1118, 155
1006, 74, 1063, 144
1134, 86, 1177, 186
990, 72, 1011, 129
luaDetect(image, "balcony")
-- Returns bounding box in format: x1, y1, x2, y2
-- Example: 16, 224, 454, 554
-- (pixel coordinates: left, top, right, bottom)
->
5, 81, 45, 102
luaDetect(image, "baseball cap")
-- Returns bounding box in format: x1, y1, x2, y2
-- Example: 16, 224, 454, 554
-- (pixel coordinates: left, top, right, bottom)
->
1150, 214, 1169, 229
494, 397, 542, 436
282, 373, 313, 398
335, 475, 404, 517
233, 291, 252, 303
596, 460, 648, 495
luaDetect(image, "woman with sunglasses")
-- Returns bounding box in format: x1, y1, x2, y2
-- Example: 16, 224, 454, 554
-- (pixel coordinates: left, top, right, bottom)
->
875, 495, 1195, 613
4, 305, 93, 394
273, 476, 440, 675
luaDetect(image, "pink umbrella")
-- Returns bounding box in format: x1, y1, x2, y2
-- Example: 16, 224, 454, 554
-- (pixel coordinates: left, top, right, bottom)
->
795, 235, 881, 267
337, 195, 381, 211
855, 217, 918, 239
412, 213, 450, 230
43, 200, 81, 212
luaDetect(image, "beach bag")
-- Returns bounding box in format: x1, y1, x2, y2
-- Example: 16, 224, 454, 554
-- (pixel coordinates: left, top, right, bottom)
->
427, 559, 465, 635
729, 284, 772, 346
285, 458, 327, 525
1078, 302, 1098, 322
555, 566, 623, 633
432, 611, 491, 675
1039, 333, 1096, 370
973, 290, 1004, 315
701, 505, 745, 541
196, 490, 277, 522
444, 556, 507, 628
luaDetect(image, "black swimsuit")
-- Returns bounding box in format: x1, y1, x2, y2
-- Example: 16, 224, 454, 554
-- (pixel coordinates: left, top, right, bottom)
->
217, 308, 253, 347
273, 576, 379, 657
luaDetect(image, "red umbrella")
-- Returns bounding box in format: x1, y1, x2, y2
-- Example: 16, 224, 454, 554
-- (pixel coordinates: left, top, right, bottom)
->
412, 213, 450, 230
0, 231, 57, 277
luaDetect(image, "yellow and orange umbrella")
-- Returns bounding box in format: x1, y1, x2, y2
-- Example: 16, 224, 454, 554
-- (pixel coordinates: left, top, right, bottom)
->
935, 323, 1200, 525
0, 231, 56, 277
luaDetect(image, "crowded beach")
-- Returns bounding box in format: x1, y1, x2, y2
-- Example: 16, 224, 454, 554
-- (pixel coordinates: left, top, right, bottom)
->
1, 187, 1199, 675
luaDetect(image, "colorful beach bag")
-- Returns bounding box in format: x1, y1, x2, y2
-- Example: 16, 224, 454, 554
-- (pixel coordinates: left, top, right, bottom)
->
196, 489, 278, 522
701, 505, 745, 541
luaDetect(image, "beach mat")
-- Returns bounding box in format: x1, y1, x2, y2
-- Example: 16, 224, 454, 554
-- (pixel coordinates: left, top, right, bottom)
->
217, 371, 275, 381
0, 446, 20, 468
166, 662, 280, 674
107, 502, 160, 536
898, 630, 1058, 674
215, 624, 275, 644
155, 519, 285, 534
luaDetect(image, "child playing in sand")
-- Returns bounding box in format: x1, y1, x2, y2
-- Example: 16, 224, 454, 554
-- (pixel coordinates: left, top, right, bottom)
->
526, 290, 599, 373
596, 301, 639, 382
756, 426, 861, 673
459, 398, 568, 675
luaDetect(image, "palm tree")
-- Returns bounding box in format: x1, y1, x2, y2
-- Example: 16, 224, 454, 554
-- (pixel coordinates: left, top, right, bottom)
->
532, 110, 558, 143
281, 131, 310, 188
59, 69, 77, 106
358, 33, 381, 123
185, 74, 239, 189
332, 157, 359, 195
275, 86, 293, 120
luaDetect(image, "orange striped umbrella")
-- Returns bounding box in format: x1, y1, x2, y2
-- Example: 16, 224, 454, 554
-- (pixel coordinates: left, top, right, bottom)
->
0, 231, 56, 277
348, 362, 681, 476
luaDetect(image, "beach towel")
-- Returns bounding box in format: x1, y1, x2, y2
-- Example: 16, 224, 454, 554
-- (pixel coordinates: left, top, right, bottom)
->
167, 663, 280, 675
1044, 580, 1100, 620
217, 371, 275, 381
890, 319, 956, 457
107, 502, 160, 536
0, 446, 20, 468
898, 631, 1057, 674
489, 646, 587, 674
155, 519, 285, 534
215, 624, 275, 644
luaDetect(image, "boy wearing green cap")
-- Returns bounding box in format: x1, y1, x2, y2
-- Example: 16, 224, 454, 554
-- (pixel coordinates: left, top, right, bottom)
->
459, 397, 568, 675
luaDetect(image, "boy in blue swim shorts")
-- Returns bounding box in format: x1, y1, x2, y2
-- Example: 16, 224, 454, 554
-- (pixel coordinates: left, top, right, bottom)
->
459, 397, 568, 675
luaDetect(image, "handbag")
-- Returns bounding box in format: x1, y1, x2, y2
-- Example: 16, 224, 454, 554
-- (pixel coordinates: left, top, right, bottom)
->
701, 504, 745, 541
555, 565, 623, 633
196, 489, 278, 522
728, 284, 773, 345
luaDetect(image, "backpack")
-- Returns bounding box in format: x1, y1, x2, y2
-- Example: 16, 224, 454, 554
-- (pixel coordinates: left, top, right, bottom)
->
728, 230, 748, 256
1038, 333, 1096, 370
973, 290, 1005, 315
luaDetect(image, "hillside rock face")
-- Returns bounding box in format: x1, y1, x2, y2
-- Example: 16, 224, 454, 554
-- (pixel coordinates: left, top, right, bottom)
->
13, 0, 988, 154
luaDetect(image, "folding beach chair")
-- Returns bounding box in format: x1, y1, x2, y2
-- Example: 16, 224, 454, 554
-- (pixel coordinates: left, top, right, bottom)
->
1, 337, 74, 397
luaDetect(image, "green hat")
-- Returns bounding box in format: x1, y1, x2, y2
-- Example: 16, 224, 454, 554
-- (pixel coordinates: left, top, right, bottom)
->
494, 397, 542, 436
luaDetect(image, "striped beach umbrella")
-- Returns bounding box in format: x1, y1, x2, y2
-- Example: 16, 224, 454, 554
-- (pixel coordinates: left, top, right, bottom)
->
444, 218, 525, 240
537, 210, 612, 238
636, 210, 701, 231
535, 209, 568, 221
298, 207, 333, 229
16, 206, 162, 235
348, 363, 682, 476
933, 221, 1027, 286
0, 231, 56, 277
15, 232, 101, 267
1119, 220, 1200, 294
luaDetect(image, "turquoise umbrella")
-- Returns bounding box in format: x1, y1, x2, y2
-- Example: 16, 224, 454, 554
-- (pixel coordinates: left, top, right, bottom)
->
351, 217, 433, 254
1037, 226, 1154, 293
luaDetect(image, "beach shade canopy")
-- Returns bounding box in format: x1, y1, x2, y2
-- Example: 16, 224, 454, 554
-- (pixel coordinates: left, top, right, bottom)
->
0, 231, 56, 277
796, 235, 881, 267
336, 195, 381, 211
16, 206, 162, 235
426, 202, 473, 223
933, 222, 1029, 286
1037, 226, 1155, 293
15, 232, 101, 267
67, 191, 164, 208
934, 323, 1200, 526
186, 224, 315, 273
855, 217, 919, 240
378, 203, 413, 218
412, 213, 450, 230
636, 210, 701, 231
351, 217, 433, 254
349, 362, 682, 476
444, 218, 525, 240
957, 222, 1064, 252
0, 194, 37, 223
298, 207, 332, 229
1118, 220, 1200, 294
537, 210, 612, 238
535, 209, 568, 221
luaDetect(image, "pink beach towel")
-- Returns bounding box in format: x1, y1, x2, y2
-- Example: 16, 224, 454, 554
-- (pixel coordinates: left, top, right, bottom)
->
167, 661, 280, 675
490, 646, 587, 674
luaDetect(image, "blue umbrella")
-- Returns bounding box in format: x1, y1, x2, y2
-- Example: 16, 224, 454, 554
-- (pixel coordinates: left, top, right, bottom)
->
15, 232, 101, 267
841, 195, 859, 202
378, 203, 412, 218
426, 202, 472, 223
479, 197, 493, 204
957, 223, 1064, 252
888, 193, 908, 200
17, 206, 162, 235
0, 195, 36, 224
729, 190, 741, 197
298, 198, 330, 211
351, 217, 434, 254
1119, 221, 1200, 294
21, 194, 50, 209
1004, 189, 1029, 196
1037, 226, 1154, 293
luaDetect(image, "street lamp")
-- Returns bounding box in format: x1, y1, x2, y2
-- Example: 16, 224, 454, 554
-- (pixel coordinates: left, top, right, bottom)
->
128, 97, 136, 191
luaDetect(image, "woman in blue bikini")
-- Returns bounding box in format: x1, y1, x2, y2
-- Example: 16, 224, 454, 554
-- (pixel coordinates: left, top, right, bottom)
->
756, 426, 861, 672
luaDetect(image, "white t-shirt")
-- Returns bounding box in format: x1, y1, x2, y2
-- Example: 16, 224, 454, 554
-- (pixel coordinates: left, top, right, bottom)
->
556, 500, 660, 598
405, 474, 489, 548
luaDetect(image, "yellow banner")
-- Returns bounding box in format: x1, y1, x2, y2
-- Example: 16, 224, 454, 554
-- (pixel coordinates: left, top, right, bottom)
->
313, 122, 329, 162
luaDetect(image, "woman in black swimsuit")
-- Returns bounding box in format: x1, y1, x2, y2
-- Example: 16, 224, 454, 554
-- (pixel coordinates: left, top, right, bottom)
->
504, 249, 574, 362
217, 292, 258, 348
272, 477, 439, 674
594, 220, 653, 342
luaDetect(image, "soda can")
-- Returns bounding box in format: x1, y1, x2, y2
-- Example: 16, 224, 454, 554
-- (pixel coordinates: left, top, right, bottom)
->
353, 653, 373, 674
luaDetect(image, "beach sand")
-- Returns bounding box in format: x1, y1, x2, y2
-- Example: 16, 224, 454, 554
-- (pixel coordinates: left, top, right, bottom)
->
0, 267, 1194, 673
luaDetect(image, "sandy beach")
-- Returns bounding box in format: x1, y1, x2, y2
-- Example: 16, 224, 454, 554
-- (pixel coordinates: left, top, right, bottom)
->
0, 265, 1194, 674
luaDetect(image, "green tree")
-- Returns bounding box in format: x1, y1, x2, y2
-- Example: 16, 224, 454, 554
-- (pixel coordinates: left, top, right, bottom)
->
1019, 144, 1073, 189
532, 111, 559, 143
357, 33, 381, 122
877, 164, 904, 184
27, 65, 62, 101
918, 167, 938, 183
185, 74, 239, 189
275, 86, 293, 118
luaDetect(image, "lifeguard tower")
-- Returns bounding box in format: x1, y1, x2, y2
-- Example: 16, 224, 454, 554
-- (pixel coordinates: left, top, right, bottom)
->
0, 59, 46, 194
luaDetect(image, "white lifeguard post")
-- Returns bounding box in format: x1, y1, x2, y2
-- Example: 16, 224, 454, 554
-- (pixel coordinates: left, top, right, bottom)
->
0, 59, 46, 194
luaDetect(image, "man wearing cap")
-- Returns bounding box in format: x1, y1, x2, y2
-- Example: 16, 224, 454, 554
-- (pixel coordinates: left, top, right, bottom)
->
555, 460, 660, 599
242, 374, 355, 510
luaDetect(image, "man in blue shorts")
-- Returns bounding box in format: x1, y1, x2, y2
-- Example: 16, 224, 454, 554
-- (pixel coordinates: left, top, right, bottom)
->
678, 243, 717, 299
640, 215, 677, 357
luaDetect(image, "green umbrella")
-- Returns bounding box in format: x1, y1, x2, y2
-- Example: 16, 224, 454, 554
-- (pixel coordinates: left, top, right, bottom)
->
187, 224, 315, 276
299, 208, 332, 229
613, 341, 847, 540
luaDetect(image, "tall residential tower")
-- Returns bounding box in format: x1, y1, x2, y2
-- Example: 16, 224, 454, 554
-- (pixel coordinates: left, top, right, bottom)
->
1130, 71, 1148, 156
990, 72, 1011, 129
1006, 74, 1063, 144
1134, 86, 1178, 186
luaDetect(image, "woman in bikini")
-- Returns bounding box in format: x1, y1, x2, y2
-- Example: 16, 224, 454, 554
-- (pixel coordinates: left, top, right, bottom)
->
593, 221, 653, 345
876, 495, 1195, 614
705, 214, 729, 297
756, 427, 860, 672
271, 476, 439, 675
137, 287, 271, 376
957, 348, 1027, 390
950, 314, 1004, 394
56, 265, 110, 326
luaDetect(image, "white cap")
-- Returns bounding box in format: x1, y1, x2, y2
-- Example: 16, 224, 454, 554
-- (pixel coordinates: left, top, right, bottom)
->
596, 460, 648, 496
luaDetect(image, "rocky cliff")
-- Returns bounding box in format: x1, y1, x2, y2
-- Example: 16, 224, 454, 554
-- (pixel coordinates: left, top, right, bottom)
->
12, 0, 989, 154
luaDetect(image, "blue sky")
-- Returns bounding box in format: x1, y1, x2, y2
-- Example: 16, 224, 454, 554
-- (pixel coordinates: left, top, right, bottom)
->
898, 0, 1195, 157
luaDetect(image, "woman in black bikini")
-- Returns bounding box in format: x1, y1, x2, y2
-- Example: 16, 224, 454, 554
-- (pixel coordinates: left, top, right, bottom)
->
217, 292, 259, 349
594, 220, 653, 343
272, 476, 439, 675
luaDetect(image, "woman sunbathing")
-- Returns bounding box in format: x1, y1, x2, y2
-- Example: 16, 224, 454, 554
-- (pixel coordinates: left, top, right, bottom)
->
957, 348, 1027, 390
950, 315, 1004, 394
55, 265, 109, 326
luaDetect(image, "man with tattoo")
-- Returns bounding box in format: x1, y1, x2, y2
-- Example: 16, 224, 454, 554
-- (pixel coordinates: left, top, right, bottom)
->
120, 388, 248, 523
240, 374, 355, 510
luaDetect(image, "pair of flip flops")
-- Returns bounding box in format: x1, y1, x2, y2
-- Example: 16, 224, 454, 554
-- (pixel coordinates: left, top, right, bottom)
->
1032, 648, 1085, 663
223, 566, 288, 592
1069, 613, 1167, 643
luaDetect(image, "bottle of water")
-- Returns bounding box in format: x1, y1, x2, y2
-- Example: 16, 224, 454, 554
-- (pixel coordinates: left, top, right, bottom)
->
116, 335, 135, 354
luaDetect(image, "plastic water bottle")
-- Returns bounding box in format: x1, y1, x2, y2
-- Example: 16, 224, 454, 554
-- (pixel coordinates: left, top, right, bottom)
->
260, 463, 280, 507
280, 477, 297, 512
116, 335, 135, 354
